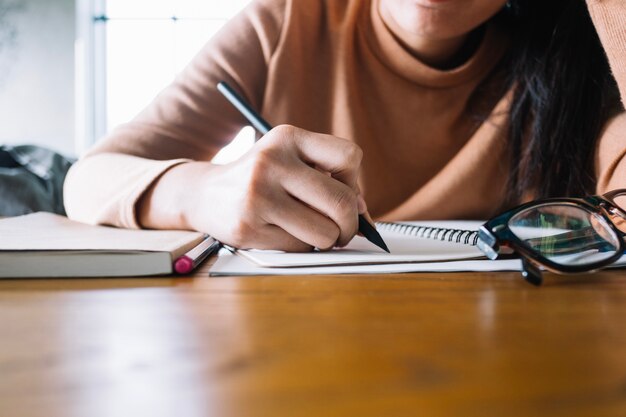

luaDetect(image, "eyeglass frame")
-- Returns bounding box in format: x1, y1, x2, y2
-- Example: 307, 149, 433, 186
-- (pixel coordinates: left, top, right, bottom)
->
477, 189, 626, 286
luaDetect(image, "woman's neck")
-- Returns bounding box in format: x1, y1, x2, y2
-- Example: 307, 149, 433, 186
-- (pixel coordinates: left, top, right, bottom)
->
378, 3, 485, 70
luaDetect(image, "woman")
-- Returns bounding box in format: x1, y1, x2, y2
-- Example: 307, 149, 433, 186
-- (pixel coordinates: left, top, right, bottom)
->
64, 0, 626, 251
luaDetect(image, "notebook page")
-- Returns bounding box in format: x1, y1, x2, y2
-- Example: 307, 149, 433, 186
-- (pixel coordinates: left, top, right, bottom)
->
210, 251, 626, 276
236, 221, 485, 268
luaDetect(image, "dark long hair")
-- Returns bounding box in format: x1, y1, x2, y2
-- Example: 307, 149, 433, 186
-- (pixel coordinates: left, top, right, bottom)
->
497, 0, 621, 204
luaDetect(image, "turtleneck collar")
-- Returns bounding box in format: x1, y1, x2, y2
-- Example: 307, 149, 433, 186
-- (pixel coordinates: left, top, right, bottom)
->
362, 0, 509, 88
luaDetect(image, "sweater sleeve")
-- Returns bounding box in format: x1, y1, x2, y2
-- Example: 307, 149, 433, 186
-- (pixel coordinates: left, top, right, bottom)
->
587, 0, 626, 193
64, 0, 287, 228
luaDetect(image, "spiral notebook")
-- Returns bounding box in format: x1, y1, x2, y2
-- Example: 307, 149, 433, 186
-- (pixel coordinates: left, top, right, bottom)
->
211, 220, 626, 276
228, 221, 487, 268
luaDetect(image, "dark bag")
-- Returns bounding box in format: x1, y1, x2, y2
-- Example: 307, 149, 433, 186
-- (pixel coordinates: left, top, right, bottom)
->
0, 145, 75, 216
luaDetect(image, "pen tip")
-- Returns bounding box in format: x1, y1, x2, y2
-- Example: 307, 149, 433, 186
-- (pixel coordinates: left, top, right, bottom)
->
358, 216, 390, 253
376, 237, 390, 253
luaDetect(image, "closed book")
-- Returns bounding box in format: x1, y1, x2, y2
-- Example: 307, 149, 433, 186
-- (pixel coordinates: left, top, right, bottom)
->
0, 212, 206, 278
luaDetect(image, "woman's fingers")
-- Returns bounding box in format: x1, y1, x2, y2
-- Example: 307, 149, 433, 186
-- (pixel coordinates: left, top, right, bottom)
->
249, 224, 314, 252
280, 164, 359, 247
249, 125, 364, 247
272, 125, 363, 189
264, 192, 341, 250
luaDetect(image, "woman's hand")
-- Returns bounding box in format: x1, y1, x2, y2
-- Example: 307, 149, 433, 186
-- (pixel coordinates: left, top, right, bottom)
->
138, 125, 367, 251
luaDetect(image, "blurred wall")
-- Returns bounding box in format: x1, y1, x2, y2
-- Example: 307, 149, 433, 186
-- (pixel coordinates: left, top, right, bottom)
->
0, 0, 75, 156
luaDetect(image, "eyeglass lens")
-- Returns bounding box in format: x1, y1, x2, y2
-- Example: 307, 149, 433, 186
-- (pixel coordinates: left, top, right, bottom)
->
508, 203, 620, 267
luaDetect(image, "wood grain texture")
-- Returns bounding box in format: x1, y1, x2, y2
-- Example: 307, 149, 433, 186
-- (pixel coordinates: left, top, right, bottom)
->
1, 266, 626, 417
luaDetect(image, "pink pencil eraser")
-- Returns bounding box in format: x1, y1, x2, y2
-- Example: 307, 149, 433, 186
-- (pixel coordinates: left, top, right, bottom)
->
174, 256, 193, 274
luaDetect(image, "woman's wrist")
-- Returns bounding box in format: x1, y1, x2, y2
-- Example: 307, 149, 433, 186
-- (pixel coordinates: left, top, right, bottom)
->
137, 161, 217, 231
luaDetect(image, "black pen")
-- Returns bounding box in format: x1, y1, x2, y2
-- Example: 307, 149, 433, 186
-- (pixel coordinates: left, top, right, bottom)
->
217, 80, 390, 253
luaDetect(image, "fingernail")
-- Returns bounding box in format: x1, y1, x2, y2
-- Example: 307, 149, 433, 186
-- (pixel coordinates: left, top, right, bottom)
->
357, 194, 367, 214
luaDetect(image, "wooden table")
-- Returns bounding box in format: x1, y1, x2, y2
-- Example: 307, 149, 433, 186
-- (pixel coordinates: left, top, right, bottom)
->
1, 265, 626, 417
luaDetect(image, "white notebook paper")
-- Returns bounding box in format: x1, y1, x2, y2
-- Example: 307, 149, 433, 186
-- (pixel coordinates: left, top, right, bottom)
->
209, 250, 524, 276
235, 221, 485, 268
210, 221, 489, 277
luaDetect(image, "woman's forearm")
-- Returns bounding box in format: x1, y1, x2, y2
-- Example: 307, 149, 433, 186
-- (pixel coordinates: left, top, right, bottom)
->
63, 153, 189, 228
136, 161, 220, 231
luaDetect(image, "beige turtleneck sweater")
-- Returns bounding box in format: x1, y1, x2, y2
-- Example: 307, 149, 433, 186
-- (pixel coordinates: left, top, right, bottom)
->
64, 0, 626, 229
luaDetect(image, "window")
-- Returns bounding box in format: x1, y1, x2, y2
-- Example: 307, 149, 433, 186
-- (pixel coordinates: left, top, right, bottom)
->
76, 0, 254, 162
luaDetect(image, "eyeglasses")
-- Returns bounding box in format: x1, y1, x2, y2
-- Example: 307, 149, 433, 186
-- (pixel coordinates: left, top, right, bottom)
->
477, 189, 626, 285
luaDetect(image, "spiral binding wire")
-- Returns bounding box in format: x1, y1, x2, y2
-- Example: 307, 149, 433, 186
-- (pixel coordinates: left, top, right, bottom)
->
376, 222, 480, 246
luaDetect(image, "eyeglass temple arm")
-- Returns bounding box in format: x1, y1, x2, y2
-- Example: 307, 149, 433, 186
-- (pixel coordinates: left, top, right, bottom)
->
521, 258, 543, 286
